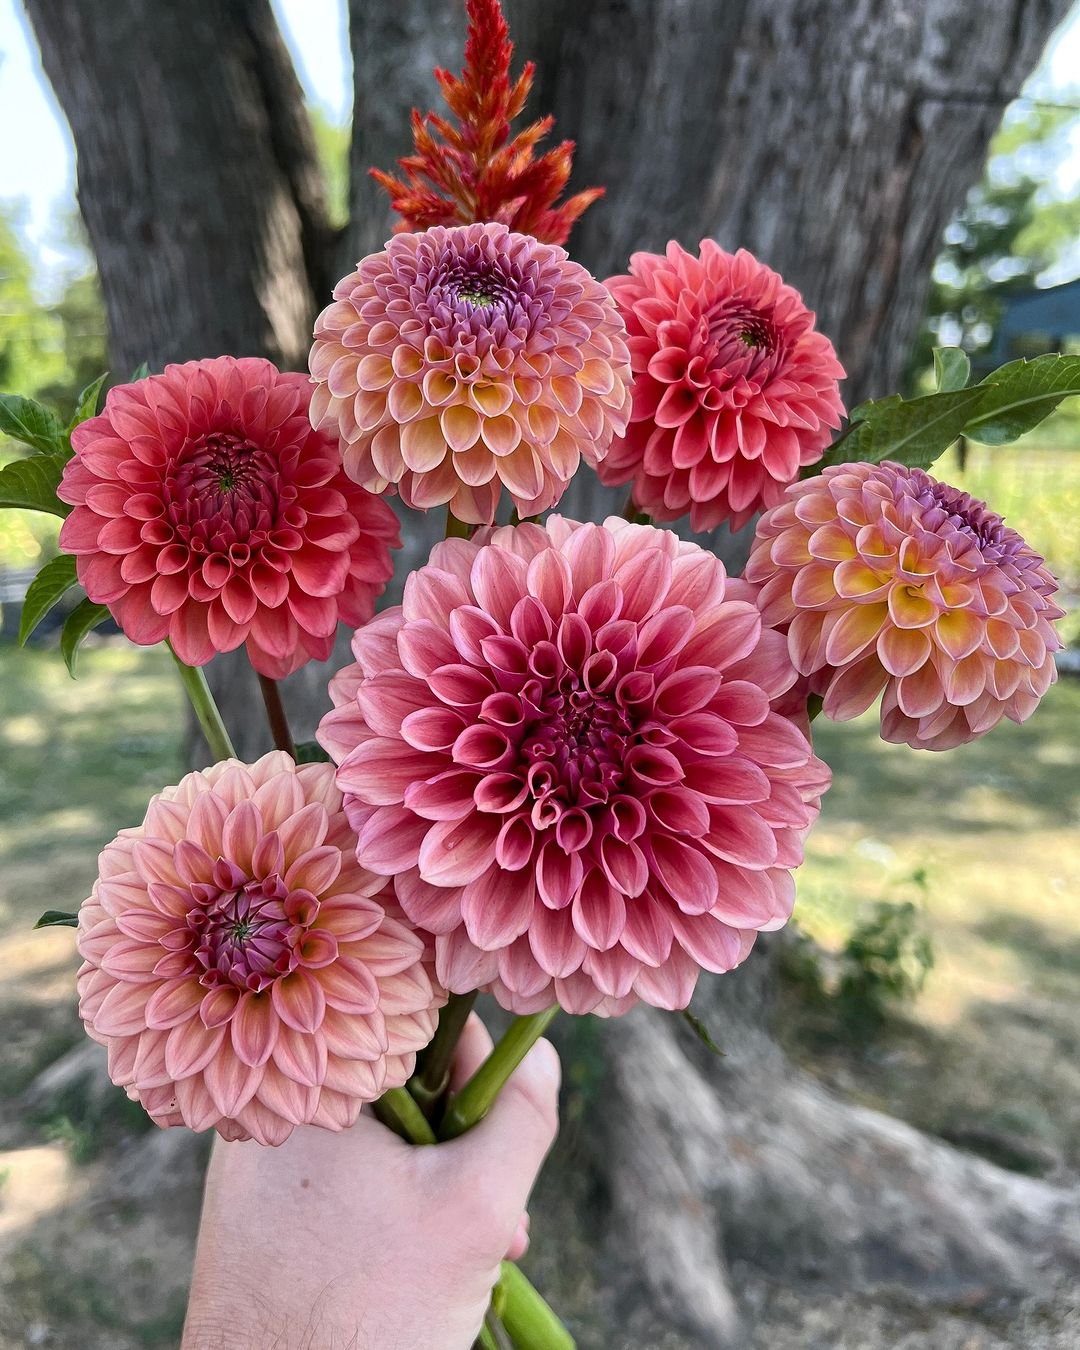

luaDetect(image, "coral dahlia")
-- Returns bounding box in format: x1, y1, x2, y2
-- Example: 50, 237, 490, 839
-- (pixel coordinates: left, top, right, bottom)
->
318, 518, 829, 1016
598, 241, 846, 531
58, 357, 400, 679
745, 461, 1065, 750
309, 224, 632, 525
76, 752, 441, 1145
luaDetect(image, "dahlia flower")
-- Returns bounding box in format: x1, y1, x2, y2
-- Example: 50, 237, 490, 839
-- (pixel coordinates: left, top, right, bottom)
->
746, 461, 1064, 750
309, 224, 632, 525
318, 517, 829, 1016
76, 752, 441, 1145
58, 357, 400, 679
598, 241, 845, 532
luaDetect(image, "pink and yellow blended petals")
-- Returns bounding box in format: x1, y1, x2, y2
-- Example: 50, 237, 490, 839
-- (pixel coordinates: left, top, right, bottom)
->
310, 223, 632, 525
58, 357, 400, 679
597, 241, 845, 532
746, 461, 1065, 750
76, 753, 443, 1144
318, 518, 829, 1017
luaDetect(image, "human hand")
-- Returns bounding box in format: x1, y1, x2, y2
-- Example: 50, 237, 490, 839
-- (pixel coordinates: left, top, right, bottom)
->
182, 1014, 560, 1350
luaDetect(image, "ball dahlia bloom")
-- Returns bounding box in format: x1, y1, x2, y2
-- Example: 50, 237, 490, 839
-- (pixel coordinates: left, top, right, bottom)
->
309, 223, 632, 525
76, 752, 441, 1145
746, 461, 1065, 750
318, 517, 829, 1016
58, 357, 400, 679
597, 241, 846, 532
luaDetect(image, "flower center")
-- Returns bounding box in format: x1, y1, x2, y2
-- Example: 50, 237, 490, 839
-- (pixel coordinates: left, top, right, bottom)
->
165, 432, 285, 549
909, 472, 1025, 566
523, 683, 633, 806
190, 873, 301, 992
703, 301, 783, 383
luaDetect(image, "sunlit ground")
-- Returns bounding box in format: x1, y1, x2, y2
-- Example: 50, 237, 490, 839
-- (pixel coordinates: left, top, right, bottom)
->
791, 676, 1080, 1174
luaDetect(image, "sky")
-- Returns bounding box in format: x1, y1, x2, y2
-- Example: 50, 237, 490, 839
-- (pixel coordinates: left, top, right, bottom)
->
0, 0, 1078, 286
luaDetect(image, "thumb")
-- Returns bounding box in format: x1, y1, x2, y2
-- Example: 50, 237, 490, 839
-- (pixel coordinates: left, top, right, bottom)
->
445, 1036, 561, 1227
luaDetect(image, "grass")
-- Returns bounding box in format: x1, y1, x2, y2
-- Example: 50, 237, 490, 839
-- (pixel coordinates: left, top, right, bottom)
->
785, 676, 1080, 1174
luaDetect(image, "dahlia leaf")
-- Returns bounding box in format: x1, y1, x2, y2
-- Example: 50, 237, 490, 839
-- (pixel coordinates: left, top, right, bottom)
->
0, 451, 70, 517
0, 394, 66, 456
61, 597, 111, 677
18, 553, 79, 645
964, 354, 1080, 446
69, 372, 109, 432
933, 346, 971, 393
130, 362, 150, 382
34, 910, 78, 929
681, 1010, 725, 1057
294, 740, 331, 764
817, 386, 987, 473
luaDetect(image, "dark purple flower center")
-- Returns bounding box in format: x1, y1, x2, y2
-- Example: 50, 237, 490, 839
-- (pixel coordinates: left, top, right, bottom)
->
403, 230, 576, 357
522, 683, 634, 806
703, 301, 784, 384
163, 432, 300, 553
189, 873, 300, 991
907, 470, 1031, 569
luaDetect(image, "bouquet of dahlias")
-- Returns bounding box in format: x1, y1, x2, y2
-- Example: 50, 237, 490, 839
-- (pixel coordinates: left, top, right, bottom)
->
1, 1, 1072, 1345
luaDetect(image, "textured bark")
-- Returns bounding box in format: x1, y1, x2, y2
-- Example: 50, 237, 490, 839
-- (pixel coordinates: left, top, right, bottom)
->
25, 0, 1078, 1343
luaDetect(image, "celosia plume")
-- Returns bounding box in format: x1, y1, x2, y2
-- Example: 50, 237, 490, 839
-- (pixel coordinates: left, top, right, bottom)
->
310, 223, 631, 525
318, 517, 829, 1016
371, 0, 602, 244
58, 357, 399, 678
76, 753, 442, 1145
599, 241, 846, 531
745, 461, 1064, 750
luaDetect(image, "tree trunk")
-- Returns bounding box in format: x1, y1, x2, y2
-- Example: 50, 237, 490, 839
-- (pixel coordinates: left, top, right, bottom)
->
24, 0, 1078, 1344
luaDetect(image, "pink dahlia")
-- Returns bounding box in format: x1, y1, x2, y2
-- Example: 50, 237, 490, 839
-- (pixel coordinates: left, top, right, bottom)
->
746, 461, 1065, 750
58, 357, 400, 678
598, 241, 846, 531
318, 518, 829, 1016
76, 752, 441, 1145
309, 223, 632, 525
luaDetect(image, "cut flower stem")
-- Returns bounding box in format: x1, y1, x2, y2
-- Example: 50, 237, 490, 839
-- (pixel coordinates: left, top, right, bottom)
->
439, 1007, 559, 1141
410, 990, 478, 1120
257, 672, 297, 758
168, 645, 236, 761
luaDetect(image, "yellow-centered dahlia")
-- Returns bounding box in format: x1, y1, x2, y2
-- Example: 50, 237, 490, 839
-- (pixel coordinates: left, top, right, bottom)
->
745, 461, 1064, 750
309, 223, 632, 525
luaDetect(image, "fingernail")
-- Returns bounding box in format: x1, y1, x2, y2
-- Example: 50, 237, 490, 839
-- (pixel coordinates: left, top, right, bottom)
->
528, 1037, 561, 1090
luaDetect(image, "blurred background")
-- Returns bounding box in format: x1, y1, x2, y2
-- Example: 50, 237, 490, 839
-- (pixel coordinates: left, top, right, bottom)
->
1, 1, 1079, 1346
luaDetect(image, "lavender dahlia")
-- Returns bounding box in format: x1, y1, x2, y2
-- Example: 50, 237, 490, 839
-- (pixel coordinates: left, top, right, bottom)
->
746, 461, 1064, 750
309, 223, 632, 525
76, 753, 442, 1144
318, 517, 829, 1016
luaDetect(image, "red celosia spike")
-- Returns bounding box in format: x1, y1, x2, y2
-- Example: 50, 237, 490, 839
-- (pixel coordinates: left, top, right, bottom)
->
370, 0, 602, 246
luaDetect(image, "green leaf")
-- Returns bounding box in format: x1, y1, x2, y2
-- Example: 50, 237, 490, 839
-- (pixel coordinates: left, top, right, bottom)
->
965, 354, 1080, 445
0, 452, 70, 517
129, 362, 150, 382
35, 910, 79, 929
61, 597, 111, 676
817, 386, 988, 473
18, 554, 79, 645
294, 740, 331, 764
69, 372, 108, 430
0, 394, 65, 455
681, 1010, 725, 1056
933, 346, 971, 393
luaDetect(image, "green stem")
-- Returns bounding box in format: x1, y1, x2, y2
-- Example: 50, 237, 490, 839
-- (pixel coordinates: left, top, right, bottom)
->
409, 990, 478, 1120
257, 673, 297, 758
446, 507, 472, 539
439, 1007, 559, 1141
371, 1087, 437, 1145
495, 1263, 575, 1350
167, 644, 236, 761
807, 692, 824, 723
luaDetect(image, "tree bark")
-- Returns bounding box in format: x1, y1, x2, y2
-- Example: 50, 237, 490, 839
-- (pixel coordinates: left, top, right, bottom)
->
24, 0, 1078, 1344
